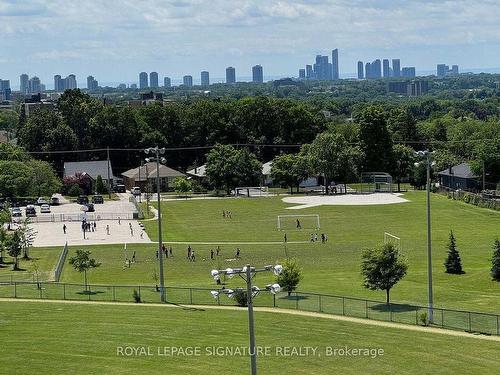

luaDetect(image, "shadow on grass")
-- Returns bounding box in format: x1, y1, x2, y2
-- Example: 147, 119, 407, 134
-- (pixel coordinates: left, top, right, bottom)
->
370, 303, 417, 313
279, 294, 310, 301
76, 290, 106, 296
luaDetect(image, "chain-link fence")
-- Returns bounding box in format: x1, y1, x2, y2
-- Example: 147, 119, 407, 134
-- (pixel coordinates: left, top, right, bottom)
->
1, 282, 498, 336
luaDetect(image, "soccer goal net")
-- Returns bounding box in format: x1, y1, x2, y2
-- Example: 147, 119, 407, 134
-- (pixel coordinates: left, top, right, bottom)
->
277, 214, 320, 230
384, 232, 401, 250
235, 186, 269, 197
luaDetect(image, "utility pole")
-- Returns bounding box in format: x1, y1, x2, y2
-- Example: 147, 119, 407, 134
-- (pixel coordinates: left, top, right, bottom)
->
426, 152, 433, 323
106, 147, 112, 199
245, 264, 257, 375
155, 147, 165, 303
482, 160, 486, 191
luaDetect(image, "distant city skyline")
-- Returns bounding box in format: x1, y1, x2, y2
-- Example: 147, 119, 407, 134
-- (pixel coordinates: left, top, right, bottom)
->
1, 1, 500, 88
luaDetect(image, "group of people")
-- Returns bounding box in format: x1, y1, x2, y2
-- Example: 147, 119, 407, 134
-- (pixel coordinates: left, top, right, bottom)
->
156, 244, 173, 259
222, 210, 233, 219
310, 233, 328, 243
186, 245, 196, 261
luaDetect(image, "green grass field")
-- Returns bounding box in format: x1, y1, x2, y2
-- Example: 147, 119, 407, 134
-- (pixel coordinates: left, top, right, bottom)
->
1, 300, 499, 375
0, 247, 60, 282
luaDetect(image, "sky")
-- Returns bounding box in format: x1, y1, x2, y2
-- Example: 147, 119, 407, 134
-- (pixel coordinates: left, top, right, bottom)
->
1, 0, 500, 87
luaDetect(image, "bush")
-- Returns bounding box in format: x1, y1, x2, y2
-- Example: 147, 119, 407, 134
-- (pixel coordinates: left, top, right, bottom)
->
67, 184, 83, 197
275, 258, 302, 296
419, 312, 428, 326
491, 239, 500, 281
133, 289, 141, 303
444, 230, 465, 274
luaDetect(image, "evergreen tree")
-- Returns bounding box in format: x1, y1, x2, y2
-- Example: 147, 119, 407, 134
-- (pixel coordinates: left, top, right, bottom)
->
95, 175, 107, 194
491, 239, 500, 281
444, 231, 465, 274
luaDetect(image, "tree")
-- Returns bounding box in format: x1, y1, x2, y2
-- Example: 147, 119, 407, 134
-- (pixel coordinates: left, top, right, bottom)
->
7, 231, 22, 271
491, 239, 500, 281
361, 243, 408, 304
0, 161, 34, 197
444, 231, 465, 274
392, 144, 415, 192
28, 160, 61, 197
173, 177, 192, 196
275, 258, 302, 296
69, 250, 101, 291
271, 153, 311, 194
95, 175, 107, 194
357, 105, 394, 172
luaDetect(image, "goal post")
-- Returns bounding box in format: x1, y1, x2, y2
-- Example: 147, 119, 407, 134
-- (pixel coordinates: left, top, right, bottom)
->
384, 232, 401, 250
277, 214, 320, 230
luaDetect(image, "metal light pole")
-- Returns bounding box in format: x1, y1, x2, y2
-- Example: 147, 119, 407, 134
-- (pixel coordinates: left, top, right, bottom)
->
145, 147, 166, 302
425, 152, 434, 323
210, 264, 283, 375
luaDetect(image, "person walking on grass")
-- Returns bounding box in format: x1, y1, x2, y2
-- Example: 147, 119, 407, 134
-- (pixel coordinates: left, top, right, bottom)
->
235, 248, 240, 258
191, 250, 196, 262
284, 233, 287, 243
187, 245, 192, 260
216, 246, 220, 257
63, 224, 67, 234
296, 219, 301, 229
211, 249, 214, 260
169, 247, 173, 257
106, 225, 110, 235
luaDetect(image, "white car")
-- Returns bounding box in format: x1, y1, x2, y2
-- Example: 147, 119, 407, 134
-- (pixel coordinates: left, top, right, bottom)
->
131, 187, 141, 196
40, 204, 51, 213
37, 197, 48, 205
11, 207, 22, 217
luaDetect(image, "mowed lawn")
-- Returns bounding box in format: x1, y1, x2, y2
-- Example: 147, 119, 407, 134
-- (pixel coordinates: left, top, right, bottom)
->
1, 300, 499, 375
0, 247, 60, 282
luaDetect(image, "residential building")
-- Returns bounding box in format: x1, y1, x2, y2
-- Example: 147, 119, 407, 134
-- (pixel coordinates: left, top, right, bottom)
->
392, 59, 401, 77
401, 67, 416, 78
387, 80, 428, 96
357, 61, 364, 79
252, 65, 263, 83
201, 71, 210, 86
20, 74, 29, 94
122, 162, 185, 192
139, 72, 148, 89
29, 76, 42, 93
149, 72, 159, 88
299, 69, 306, 79
438, 163, 480, 191
437, 64, 458, 78
183, 75, 193, 87
0, 80, 11, 101
87, 76, 99, 90
164, 77, 171, 88
63, 160, 116, 186
331, 49, 339, 80
226, 67, 236, 84
383, 59, 390, 78
305, 65, 314, 79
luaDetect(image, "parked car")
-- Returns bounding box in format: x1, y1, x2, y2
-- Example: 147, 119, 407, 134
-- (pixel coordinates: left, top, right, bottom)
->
11, 207, 22, 217
50, 196, 60, 205
40, 204, 51, 213
92, 195, 104, 204
84, 203, 95, 212
131, 187, 141, 196
36, 197, 48, 205
25, 205, 37, 217
113, 184, 126, 193
77, 195, 89, 205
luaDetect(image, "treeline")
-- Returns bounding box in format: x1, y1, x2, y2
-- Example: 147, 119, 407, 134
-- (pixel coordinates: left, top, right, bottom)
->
11, 89, 500, 191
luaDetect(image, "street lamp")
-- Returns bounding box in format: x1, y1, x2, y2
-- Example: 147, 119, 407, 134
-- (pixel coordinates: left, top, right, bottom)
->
145, 146, 167, 302
210, 264, 282, 375
415, 150, 435, 323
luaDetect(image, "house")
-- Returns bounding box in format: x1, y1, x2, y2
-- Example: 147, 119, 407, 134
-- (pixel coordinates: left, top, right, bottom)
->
63, 160, 116, 186
438, 163, 481, 191
186, 164, 207, 181
121, 162, 185, 192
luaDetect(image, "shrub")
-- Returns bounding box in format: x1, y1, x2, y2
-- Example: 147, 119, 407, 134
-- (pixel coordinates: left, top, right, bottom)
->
234, 290, 247, 307
419, 312, 428, 326
67, 184, 83, 197
133, 289, 141, 303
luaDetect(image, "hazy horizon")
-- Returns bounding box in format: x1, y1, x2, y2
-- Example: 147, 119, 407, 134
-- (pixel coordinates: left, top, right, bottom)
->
2, 0, 500, 86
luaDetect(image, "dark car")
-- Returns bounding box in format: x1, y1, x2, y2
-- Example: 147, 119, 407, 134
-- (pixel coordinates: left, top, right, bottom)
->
92, 195, 104, 204
50, 196, 60, 205
84, 203, 95, 212
77, 195, 89, 205
113, 184, 126, 193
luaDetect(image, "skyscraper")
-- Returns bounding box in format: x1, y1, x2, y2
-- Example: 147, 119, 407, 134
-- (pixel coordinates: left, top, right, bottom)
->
149, 72, 159, 88
164, 77, 171, 88
226, 67, 236, 84
67, 74, 77, 89
314, 55, 331, 80
29, 76, 41, 93
0, 80, 11, 100
357, 61, 364, 79
437, 64, 448, 78
87, 76, 98, 90
139, 72, 148, 89
383, 59, 390, 78
306, 65, 314, 79
392, 59, 401, 78
299, 69, 306, 79
54, 75, 62, 92
451, 65, 459, 75
252, 65, 263, 83
331, 49, 339, 80
365, 62, 371, 79
402, 67, 416, 78
20, 74, 29, 94
183, 75, 193, 87
372, 59, 382, 78
201, 71, 210, 86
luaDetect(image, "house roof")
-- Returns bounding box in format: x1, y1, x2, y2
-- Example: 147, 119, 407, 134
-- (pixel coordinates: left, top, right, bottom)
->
64, 160, 115, 180
438, 163, 478, 179
122, 162, 184, 180
186, 164, 206, 178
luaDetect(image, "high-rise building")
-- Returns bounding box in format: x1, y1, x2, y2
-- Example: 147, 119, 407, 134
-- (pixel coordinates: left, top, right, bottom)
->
437, 64, 448, 78
66, 74, 77, 89
401, 67, 416, 78
139, 72, 148, 89
130, 83, 137, 89
20, 74, 29, 94
183, 75, 193, 87
305, 65, 314, 79
299, 69, 306, 79
365, 62, 371, 79
0, 80, 11, 100
29, 76, 41, 93
226, 67, 236, 84
149, 72, 159, 88
54, 75, 62, 92
357, 61, 364, 79
392, 59, 401, 78
164, 77, 171, 88
252, 65, 263, 83
331, 49, 339, 80
314, 55, 331, 80
87, 76, 98, 90
451, 65, 459, 75
383, 59, 390, 78
372, 59, 382, 78
201, 71, 210, 86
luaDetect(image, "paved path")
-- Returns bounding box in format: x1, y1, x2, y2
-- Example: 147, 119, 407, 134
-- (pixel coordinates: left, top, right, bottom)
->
2, 298, 498, 342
